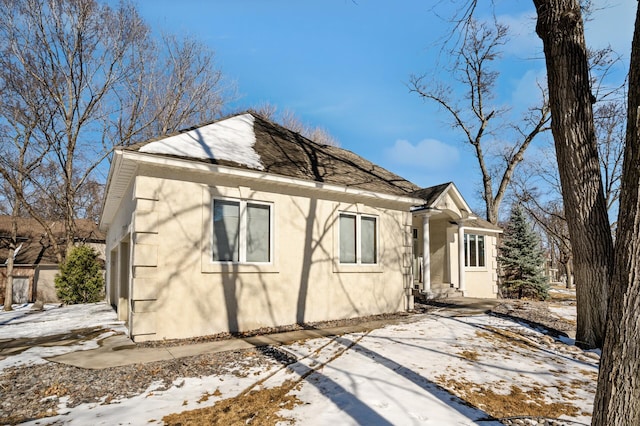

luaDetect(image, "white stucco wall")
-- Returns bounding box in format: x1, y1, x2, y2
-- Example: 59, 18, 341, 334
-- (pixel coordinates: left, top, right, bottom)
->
107, 165, 414, 341
462, 232, 499, 298
443, 227, 498, 298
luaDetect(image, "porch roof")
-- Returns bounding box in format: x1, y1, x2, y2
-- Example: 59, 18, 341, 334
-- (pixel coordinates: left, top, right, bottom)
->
460, 218, 503, 233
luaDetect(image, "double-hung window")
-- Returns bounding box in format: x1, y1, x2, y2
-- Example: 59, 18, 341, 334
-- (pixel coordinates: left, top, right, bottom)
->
212, 198, 271, 263
339, 213, 377, 264
464, 233, 485, 267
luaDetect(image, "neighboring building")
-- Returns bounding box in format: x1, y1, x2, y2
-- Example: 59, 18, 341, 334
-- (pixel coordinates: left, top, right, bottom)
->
0, 216, 105, 304
100, 112, 501, 342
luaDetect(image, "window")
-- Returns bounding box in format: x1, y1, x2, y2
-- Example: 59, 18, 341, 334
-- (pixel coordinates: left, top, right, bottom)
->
339, 213, 377, 264
464, 233, 485, 267
212, 198, 271, 263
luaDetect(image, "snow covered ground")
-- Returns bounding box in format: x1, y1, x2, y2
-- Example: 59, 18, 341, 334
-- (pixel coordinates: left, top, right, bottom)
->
548, 287, 578, 325
0, 303, 127, 372
1, 301, 597, 425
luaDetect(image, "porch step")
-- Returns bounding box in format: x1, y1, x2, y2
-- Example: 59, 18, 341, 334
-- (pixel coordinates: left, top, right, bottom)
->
413, 284, 463, 302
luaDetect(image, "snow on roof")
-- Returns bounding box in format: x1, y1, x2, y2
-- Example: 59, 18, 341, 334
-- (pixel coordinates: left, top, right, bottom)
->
139, 113, 263, 170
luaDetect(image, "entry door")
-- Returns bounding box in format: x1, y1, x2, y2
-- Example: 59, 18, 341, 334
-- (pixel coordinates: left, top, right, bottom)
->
12, 277, 29, 303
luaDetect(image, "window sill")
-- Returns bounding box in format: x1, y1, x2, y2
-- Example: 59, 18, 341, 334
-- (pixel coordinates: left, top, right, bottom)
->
465, 267, 488, 272
201, 262, 279, 274
333, 263, 384, 273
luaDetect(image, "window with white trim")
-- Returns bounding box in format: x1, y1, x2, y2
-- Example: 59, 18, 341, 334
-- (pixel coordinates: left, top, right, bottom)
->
339, 213, 377, 264
212, 198, 272, 263
464, 233, 485, 267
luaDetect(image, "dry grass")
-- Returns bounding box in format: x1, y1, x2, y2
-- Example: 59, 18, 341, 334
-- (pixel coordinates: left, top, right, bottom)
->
549, 288, 577, 302
475, 326, 536, 351
43, 382, 69, 397
435, 376, 581, 419
163, 380, 303, 426
458, 349, 480, 361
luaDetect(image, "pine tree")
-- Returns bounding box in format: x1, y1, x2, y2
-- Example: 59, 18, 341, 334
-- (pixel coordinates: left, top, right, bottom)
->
55, 246, 105, 304
499, 206, 549, 300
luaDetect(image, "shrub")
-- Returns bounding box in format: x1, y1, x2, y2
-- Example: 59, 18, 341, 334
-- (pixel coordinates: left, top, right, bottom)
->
55, 245, 105, 304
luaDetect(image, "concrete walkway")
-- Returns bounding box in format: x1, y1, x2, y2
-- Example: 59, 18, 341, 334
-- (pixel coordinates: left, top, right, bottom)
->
48, 298, 501, 370
48, 318, 414, 370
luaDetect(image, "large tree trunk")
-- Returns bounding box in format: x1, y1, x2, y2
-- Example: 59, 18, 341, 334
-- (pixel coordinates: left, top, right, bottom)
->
592, 4, 640, 424
3, 258, 14, 311
3, 207, 21, 311
533, 0, 614, 349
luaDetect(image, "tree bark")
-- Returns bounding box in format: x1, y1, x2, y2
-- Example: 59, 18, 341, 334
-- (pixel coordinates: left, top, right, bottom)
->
3, 201, 22, 310
533, 0, 614, 348
3, 244, 15, 310
592, 3, 640, 424
564, 257, 573, 289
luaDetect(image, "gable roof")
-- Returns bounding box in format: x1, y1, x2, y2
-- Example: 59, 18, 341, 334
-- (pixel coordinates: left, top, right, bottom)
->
411, 181, 474, 218
126, 112, 421, 197
411, 182, 453, 207
0, 216, 104, 265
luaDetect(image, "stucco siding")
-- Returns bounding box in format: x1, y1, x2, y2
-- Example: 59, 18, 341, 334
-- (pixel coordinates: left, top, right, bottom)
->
463, 233, 499, 298
122, 167, 412, 341
35, 266, 59, 302
428, 218, 449, 284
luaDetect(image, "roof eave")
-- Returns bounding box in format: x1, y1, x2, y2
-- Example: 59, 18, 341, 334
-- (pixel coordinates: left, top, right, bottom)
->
462, 225, 503, 234
99, 151, 424, 231
100, 149, 138, 231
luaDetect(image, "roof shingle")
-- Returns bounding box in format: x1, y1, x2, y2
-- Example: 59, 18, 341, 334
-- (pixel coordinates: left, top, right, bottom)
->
127, 112, 422, 198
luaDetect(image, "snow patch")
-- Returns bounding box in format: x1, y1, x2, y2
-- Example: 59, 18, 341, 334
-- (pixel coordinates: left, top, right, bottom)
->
0, 303, 125, 339
5, 303, 596, 425
548, 304, 577, 323
139, 113, 263, 170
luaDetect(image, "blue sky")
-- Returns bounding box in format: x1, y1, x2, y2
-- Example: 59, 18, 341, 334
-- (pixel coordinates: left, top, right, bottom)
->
135, 0, 635, 213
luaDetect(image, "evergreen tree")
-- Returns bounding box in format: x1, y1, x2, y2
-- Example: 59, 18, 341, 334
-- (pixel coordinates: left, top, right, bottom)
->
55, 246, 105, 304
499, 206, 549, 300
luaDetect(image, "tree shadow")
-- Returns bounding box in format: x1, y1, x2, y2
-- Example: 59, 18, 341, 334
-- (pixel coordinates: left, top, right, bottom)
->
108, 112, 415, 344
256, 332, 499, 425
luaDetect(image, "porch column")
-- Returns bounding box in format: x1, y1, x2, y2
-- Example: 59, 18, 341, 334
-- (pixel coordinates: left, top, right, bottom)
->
422, 213, 432, 293
458, 223, 466, 295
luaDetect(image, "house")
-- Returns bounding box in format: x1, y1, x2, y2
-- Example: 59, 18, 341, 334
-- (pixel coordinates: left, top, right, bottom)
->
100, 112, 501, 342
0, 216, 105, 304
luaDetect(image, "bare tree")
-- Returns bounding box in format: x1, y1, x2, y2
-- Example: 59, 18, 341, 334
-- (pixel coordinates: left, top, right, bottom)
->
409, 17, 551, 224
516, 188, 574, 286
514, 97, 625, 290
0, 123, 49, 309
0, 30, 54, 309
0, 0, 232, 262
115, 33, 230, 145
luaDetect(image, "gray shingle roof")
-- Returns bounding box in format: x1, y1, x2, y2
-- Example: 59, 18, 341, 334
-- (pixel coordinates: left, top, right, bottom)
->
410, 182, 452, 207
126, 112, 422, 198
463, 218, 503, 232
0, 216, 104, 264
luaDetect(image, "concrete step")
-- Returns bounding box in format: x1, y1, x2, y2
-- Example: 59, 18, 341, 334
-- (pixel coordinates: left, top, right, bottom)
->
413, 284, 463, 301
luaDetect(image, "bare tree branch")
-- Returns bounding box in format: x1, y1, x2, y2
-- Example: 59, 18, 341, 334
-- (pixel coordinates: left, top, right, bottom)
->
410, 16, 550, 224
